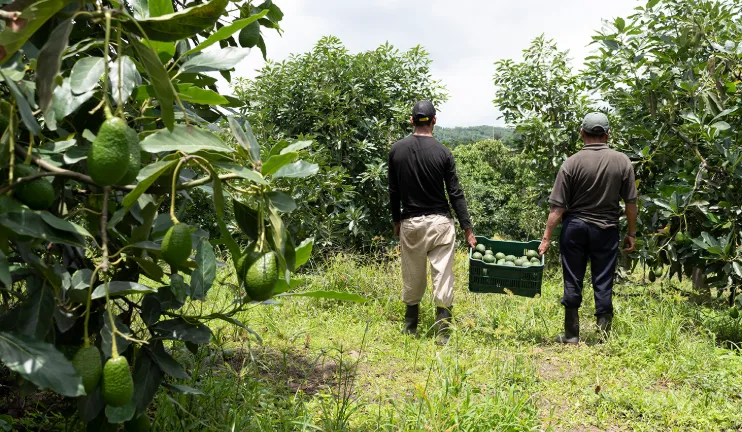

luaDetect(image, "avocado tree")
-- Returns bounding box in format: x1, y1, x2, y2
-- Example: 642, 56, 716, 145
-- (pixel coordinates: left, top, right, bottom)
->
583, 0, 742, 303
0, 0, 357, 428
234, 36, 448, 249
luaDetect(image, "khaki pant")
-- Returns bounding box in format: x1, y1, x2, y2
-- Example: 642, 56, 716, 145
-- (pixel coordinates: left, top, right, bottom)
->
400, 214, 456, 308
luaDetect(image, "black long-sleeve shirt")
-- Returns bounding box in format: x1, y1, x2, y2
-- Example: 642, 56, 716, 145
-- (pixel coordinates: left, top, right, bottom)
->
388, 135, 472, 229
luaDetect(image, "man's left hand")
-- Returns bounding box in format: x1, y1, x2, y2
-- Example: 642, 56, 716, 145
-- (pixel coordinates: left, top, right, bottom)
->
622, 235, 636, 253
464, 228, 476, 249
393, 222, 401, 238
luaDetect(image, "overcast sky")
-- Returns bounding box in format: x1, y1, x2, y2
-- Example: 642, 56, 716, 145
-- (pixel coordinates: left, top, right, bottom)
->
230, 0, 642, 127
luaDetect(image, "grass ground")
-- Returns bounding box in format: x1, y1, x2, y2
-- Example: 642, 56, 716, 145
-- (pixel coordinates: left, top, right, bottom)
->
147, 250, 742, 432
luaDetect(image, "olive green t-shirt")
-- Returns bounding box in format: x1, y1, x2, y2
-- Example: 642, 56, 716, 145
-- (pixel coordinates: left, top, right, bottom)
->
548, 144, 637, 229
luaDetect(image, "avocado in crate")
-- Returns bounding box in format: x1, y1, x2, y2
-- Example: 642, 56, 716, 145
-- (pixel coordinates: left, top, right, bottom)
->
468, 236, 544, 297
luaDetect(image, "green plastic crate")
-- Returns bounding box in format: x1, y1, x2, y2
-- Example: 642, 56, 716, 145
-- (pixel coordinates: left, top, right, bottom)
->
468, 236, 544, 298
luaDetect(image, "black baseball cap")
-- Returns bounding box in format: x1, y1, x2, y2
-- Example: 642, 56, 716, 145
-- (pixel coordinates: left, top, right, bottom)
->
412, 100, 436, 123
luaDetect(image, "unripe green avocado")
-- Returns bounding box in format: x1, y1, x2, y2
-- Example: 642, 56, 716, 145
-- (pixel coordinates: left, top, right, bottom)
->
161, 223, 192, 267
242, 251, 278, 301
88, 117, 139, 186
102, 356, 134, 407
14, 164, 55, 210
72, 346, 102, 394
116, 132, 142, 185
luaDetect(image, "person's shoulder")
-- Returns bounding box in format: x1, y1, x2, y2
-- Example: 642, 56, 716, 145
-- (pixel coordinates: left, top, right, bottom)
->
391, 135, 415, 149
607, 148, 632, 164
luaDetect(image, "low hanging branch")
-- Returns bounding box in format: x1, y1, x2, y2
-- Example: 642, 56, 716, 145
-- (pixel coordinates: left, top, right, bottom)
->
0, 144, 247, 195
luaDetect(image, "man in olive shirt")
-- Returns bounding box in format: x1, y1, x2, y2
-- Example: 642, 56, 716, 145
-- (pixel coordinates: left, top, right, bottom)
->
388, 100, 476, 345
539, 113, 638, 344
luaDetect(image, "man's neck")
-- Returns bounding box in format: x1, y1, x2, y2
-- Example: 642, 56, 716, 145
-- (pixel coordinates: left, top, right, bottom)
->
583, 140, 607, 146
413, 128, 434, 137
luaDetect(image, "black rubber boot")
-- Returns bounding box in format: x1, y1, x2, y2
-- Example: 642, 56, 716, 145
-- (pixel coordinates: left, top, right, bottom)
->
555, 308, 579, 344
596, 312, 613, 339
402, 304, 419, 335
435, 306, 453, 345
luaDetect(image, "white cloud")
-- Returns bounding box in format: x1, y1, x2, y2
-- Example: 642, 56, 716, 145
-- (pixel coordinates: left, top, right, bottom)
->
228, 0, 641, 127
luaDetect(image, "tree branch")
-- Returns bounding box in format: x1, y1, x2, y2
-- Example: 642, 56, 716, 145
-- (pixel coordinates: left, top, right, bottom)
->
8, 144, 247, 195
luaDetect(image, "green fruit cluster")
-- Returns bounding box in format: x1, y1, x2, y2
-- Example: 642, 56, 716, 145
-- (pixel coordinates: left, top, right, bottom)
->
470, 246, 541, 268
13, 164, 55, 210
102, 356, 134, 407
88, 117, 141, 186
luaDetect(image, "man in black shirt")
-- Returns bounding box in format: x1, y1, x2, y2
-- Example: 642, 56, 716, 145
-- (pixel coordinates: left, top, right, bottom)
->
388, 100, 476, 345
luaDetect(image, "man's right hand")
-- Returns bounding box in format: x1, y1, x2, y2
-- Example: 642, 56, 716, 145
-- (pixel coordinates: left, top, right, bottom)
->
464, 228, 476, 249
393, 221, 401, 238
538, 238, 550, 256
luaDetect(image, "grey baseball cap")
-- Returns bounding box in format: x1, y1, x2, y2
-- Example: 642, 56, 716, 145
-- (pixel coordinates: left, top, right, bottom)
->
582, 112, 610, 135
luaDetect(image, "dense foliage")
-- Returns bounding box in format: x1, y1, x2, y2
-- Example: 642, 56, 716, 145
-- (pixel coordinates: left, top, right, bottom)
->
453, 140, 541, 240
234, 37, 448, 249
494, 0, 742, 305
435, 125, 513, 149
0, 0, 368, 428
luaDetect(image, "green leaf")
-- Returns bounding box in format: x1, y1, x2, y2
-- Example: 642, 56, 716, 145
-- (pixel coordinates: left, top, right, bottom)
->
37, 18, 73, 113
202, 164, 241, 260
18, 279, 54, 339
266, 191, 296, 213
132, 349, 163, 415
272, 160, 319, 179
162, 383, 204, 395
131, 257, 164, 283
105, 400, 135, 424
615, 17, 626, 32
109, 56, 141, 105
123, 0, 228, 42
734, 262, 742, 278
280, 140, 312, 155
180, 47, 252, 73
276, 291, 367, 303
0, 253, 10, 287
123, 159, 178, 211
69, 57, 104, 95
711, 121, 731, 131
91, 281, 156, 300
184, 11, 268, 56
140, 125, 233, 153
177, 86, 228, 105
147, 0, 176, 62
100, 314, 131, 358
273, 278, 305, 295
169, 274, 187, 303
233, 200, 259, 240
40, 211, 92, 238
0, 0, 72, 66
208, 314, 262, 343
140, 295, 161, 326
646, 0, 661, 8
153, 318, 211, 344
190, 239, 216, 301
262, 152, 298, 176
213, 162, 267, 185
130, 37, 175, 131
294, 238, 314, 268
0, 331, 85, 397
52, 78, 95, 121
227, 116, 256, 160
0, 72, 41, 135
242, 119, 261, 163
148, 341, 189, 379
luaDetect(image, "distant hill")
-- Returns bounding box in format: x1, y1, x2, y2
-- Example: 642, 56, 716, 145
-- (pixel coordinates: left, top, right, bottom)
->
434, 126, 514, 149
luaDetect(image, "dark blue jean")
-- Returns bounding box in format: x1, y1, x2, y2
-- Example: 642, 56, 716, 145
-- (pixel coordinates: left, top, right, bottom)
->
559, 217, 619, 315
